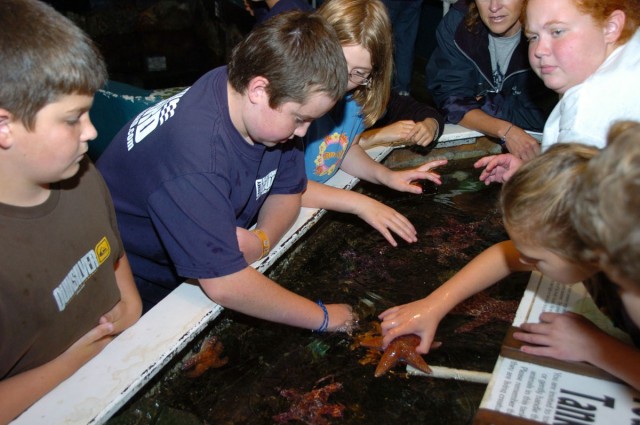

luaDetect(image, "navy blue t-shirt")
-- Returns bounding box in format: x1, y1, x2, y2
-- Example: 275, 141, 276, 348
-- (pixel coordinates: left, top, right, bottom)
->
255, 0, 313, 25
97, 67, 306, 306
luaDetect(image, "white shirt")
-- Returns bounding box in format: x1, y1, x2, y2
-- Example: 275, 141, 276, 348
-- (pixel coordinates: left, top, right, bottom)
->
541, 29, 640, 151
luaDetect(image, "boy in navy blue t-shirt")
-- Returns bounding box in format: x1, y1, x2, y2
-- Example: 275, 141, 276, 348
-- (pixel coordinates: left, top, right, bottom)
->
98, 11, 356, 332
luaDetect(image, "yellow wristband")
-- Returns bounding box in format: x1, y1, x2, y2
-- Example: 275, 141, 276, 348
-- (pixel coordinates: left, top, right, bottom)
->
251, 228, 270, 260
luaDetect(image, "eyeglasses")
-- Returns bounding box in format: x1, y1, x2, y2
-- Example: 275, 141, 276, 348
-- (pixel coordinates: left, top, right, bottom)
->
348, 69, 371, 87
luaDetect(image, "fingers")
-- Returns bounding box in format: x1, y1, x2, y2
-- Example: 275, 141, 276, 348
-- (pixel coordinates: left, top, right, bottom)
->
76, 322, 115, 347
381, 332, 396, 349
417, 159, 448, 171
326, 303, 356, 333
364, 208, 417, 246
357, 197, 417, 244
422, 172, 443, 185
409, 160, 447, 186
475, 154, 521, 184
92, 321, 116, 340
376, 216, 417, 245
377, 226, 399, 247
405, 181, 427, 194
407, 123, 436, 147
416, 338, 431, 354
474, 155, 495, 169
378, 306, 399, 320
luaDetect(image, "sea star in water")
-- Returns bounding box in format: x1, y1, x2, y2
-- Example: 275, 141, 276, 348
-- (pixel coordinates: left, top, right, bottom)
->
273, 382, 345, 425
181, 335, 229, 378
450, 291, 519, 333
359, 332, 432, 378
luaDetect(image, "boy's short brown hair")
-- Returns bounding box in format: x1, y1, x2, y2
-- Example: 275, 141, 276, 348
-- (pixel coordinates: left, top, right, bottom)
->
501, 143, 599, 261
228, 10, 348, 109
573, 121, 640, 286
0, 0, 107, 130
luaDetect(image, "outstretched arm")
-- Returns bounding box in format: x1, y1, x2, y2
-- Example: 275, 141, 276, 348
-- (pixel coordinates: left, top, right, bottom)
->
380, 240, 530, 352
199, 267, 354, 332
340, 143, 447, 193
301, 181, 417, 246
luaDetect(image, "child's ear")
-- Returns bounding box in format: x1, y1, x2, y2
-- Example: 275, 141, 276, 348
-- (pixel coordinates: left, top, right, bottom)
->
246, 76, 270, 105
0, 109, 14, 149
603, 10, 625, 44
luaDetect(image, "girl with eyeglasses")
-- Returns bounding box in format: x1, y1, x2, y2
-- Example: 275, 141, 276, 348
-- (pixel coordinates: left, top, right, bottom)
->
301, 0, 447, 248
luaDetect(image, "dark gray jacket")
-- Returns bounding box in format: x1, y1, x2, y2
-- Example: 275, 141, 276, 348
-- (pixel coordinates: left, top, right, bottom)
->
426, 2, 556, 131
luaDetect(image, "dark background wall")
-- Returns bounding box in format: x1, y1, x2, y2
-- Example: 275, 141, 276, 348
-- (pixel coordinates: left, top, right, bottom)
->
45, 0, 445, 95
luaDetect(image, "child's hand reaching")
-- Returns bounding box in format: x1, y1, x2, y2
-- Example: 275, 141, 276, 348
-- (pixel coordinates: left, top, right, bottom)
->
351, 195, 417, 246
474, 153, 523, 185
380, 159, 447, 194
378, 297, 445, 354
513, 312, 604, 363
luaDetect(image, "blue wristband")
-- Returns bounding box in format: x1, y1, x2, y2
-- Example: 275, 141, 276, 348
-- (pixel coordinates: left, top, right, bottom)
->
314, 300, 329, 332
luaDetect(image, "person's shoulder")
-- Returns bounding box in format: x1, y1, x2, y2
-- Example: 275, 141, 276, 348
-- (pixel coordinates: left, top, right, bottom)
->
170, 67, 228, 120
192, 66, 228, 91
438, 4, 466, 38
284, 0, 313, 12
442, 4, 465, 25
451, 0, 468, 15
266, 0, 313, 21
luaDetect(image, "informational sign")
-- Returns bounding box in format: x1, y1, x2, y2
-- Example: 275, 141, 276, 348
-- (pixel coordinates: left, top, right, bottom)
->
475, 273, 640, 424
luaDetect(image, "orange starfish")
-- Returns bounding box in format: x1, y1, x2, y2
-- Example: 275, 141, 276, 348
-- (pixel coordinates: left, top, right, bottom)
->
360, 333, 432, 378
273, 382, 345, 425
181, 336, 229, 378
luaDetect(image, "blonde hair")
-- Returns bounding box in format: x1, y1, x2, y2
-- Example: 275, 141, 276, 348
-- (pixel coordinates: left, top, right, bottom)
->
501, 143, 598, 260
317, 0, 393, 127
572, 121, 640, 286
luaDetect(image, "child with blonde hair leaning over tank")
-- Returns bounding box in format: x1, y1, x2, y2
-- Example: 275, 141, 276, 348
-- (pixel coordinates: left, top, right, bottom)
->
381, 134, 640, 390
549, 121, 640, 389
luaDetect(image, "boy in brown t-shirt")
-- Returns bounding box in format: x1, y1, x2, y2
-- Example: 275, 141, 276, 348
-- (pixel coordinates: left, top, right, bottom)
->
0, 1, 142, 422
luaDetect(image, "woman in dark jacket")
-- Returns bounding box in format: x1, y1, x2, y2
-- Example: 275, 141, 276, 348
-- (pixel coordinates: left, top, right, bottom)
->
427, 0, 557, 160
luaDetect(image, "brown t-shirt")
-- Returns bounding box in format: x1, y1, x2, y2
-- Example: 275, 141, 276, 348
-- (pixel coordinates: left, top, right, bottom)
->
0, 160, 123, 378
